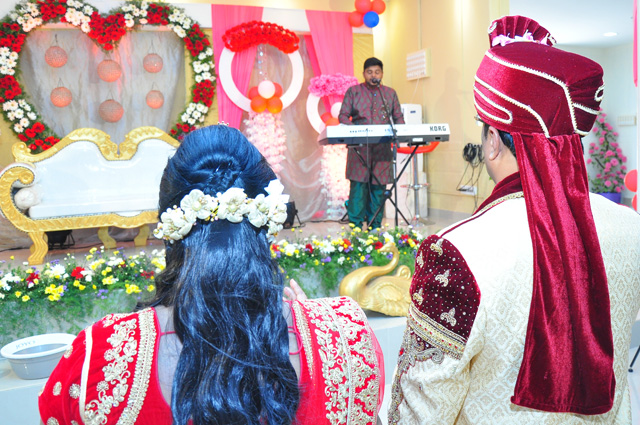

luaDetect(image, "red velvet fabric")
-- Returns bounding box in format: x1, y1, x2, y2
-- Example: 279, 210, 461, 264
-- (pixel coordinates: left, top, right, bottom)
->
510, 133, 614, 414
474, 171, 523, 213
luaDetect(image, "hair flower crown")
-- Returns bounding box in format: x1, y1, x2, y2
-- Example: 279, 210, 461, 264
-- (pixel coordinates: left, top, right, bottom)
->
154, 179, 289, 243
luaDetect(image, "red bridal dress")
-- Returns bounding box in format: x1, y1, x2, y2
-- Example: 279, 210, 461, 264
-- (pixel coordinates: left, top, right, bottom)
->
39, 296, 384, 425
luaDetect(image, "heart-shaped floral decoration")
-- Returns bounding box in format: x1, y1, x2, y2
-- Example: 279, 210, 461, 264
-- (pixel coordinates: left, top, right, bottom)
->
1, 0, 215, 153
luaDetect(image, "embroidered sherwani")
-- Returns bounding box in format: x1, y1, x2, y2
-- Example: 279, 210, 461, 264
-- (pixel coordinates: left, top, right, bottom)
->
390, 173, 640, 424
39, 297, 384, 425
338, 83, 405, 185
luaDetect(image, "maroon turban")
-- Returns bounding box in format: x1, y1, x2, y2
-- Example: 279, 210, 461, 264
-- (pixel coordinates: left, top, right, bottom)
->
474, 16, 614, 415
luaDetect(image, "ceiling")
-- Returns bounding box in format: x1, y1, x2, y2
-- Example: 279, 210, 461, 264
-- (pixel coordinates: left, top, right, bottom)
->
509, 0, 634, 47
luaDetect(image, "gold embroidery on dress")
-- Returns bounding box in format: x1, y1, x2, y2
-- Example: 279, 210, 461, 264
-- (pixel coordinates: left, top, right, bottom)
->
412, 287, 424, 305
52, 382, 62, 396
64, 344, 73, 358
416, 252, 424, 267
70, 383, 81, 399
306, 297, 380, 425
435, 270, 451, 287
409, 304, 466, 360
47, 418, 59, 425
83, 308, 156, 425
291, 301, 314, 379
440, 308, 457, 326
429, 238, 444, 256
101, 313, 130, 328
475, 191, 524, 216
388, 328, 444, 424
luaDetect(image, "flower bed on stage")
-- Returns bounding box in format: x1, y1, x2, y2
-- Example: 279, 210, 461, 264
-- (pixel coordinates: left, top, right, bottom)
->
0, 226, 423, 346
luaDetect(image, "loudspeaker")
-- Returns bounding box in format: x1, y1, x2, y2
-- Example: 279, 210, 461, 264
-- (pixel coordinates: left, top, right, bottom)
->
283, 201, 298, 228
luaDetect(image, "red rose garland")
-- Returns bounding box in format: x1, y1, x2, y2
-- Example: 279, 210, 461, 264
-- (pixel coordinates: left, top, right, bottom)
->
1, 0, 216, 153
222, 21, 299, 54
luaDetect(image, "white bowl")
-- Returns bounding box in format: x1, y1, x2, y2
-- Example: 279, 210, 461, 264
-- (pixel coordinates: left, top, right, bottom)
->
0, 333, 76, 380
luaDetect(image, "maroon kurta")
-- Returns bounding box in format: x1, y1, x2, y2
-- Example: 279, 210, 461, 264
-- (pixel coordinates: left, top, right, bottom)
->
338, 83, 405, 184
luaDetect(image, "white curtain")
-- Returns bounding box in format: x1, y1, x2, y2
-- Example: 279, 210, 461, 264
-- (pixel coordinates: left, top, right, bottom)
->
241, 39, 330, 222
20, 28, 186, 144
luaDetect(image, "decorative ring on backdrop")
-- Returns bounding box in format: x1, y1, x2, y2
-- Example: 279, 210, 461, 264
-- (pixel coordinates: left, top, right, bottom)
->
306, 94, 324, 133
218, 47, 304, 112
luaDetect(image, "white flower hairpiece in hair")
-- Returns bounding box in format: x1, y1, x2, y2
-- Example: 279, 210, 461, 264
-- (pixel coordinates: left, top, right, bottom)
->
153, 179, 289, 243
491, 30, 553, 47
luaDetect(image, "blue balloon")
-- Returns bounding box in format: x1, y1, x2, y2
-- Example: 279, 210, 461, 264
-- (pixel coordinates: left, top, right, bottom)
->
363, 11, 379, 28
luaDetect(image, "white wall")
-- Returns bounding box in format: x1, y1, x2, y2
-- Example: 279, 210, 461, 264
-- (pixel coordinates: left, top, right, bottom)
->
562, 43, 637, 202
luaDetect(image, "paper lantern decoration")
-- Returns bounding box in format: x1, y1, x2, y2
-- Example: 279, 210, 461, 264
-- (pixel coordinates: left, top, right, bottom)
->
50, 86, 72, 108
146, 90, 164, 109
371, 0, 386, 14
349, 11, 364, 27
363, 11, 380, 28
355, 0, 372, 13
99, 99, 124, 122
45, 46, 67, 68
143, 53, 163, 73
97, 59, 122, 82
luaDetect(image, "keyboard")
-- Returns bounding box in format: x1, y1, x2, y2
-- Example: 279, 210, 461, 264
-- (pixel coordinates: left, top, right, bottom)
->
318, 123, 450, 145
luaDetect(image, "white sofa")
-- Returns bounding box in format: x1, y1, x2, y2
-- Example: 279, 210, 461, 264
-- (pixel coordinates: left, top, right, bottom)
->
0, 127, 179, 265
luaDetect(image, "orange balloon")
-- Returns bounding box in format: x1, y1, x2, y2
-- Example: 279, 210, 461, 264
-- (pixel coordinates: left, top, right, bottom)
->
325, 117, 340, 126
251, 96, 267, 113
624, 169, 638, 192
354, 0, 372, 13
248, 86, 259, 99
348, 11, 364, 27
274, 83, 283, 97
371, 0, 386, 14
321, 112, 332, 123
267, 97, 283, 114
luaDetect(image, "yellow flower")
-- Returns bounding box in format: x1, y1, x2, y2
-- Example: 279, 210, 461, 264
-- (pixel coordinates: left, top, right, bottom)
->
113, 250, 120, 255
102, 276, 116, 285
125, 284, 141, 294
294, 249, 299, 255
26, 269, 33, 274
129, 262, 136, 268
33, 278, 39, 285
9, 255, 14, 260
408, 239, 416, 248
21, 295, 30, 302
360, 255, 366, 262
349, 223, 355, 228
14, 291, 21, 298
86, 255, 94, 261
89, 247, 97, 254
48, 294, 60, 302
92, 284, 97, 290
314, 259, 319, 266
147, 285, 155, 292
78, 284, 86, 291
101, 266, 112, 276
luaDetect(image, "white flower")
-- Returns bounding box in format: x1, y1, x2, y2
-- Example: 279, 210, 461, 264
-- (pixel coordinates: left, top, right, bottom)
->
174, 27, 186, 38
195, 75, 203, 83
3, 100, 18, 111
156, 207, 196, 242
217, 188, 249, 223
83, 6, 93, 15
14, 109, 23, 119
180, 189, 216, 220
81, 22, 90, 33
19, 117, 29, 127
0, 273, 20, 290
192, 111, 201, 120
196, 104, 207, 113
187, 118, 195, 126
81, 269, 94, 282
181, 113, 189, 122
13, 124, 23, 133
139, 18, 148, 25
125, 19, 135, 28
7, 112, 15, 121
201, 72, 213, 81
337, 257, 345, 265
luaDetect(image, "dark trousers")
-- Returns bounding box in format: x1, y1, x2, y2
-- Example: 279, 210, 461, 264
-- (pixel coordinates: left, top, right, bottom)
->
347, 180, 385, 230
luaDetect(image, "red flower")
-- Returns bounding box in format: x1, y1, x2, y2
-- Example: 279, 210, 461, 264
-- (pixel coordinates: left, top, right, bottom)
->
71, 266, 85, 279
17, 134, 27, 142
28, 144, 37, 150
141, 270, 155, 279
373, 241, 384, 250
25, 128, 36, 138
42, 144, 51, 150
35, 139, 43, 146
26, 271, 39, 284
32, 122, 45, 133
305, 243, 314, 254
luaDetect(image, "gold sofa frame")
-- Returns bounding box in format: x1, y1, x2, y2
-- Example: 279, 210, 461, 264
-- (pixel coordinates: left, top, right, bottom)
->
0, 127, 179, 265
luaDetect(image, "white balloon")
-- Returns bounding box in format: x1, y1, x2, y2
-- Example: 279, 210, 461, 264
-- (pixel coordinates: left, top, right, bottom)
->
331, 102, 342, 118
258, 80, 276, 99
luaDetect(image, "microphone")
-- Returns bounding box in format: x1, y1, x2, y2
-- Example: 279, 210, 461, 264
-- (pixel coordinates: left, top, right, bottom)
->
371, 78, 381, 85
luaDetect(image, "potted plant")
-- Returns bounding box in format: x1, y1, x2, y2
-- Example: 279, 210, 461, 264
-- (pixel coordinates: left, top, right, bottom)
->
586, 111, 628, 203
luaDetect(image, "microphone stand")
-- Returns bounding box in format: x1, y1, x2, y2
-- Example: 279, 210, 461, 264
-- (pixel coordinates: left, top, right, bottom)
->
370, 83, 409, 227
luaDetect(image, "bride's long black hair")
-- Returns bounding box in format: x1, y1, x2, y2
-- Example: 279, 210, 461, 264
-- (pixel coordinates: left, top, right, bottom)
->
148, 125, 299, 424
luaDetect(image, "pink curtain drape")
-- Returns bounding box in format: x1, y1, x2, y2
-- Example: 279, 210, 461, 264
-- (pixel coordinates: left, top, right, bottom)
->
305, 10, 354, 107
211, 5, 263, 128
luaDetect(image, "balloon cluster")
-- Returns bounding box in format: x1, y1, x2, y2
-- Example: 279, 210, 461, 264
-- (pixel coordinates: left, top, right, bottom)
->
349, 0, 386, 28
249, 80, 283, 114
320, 102, 342, 130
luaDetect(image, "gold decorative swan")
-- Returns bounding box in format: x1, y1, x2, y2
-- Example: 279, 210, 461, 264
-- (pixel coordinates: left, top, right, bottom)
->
339, 242, 412, 317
